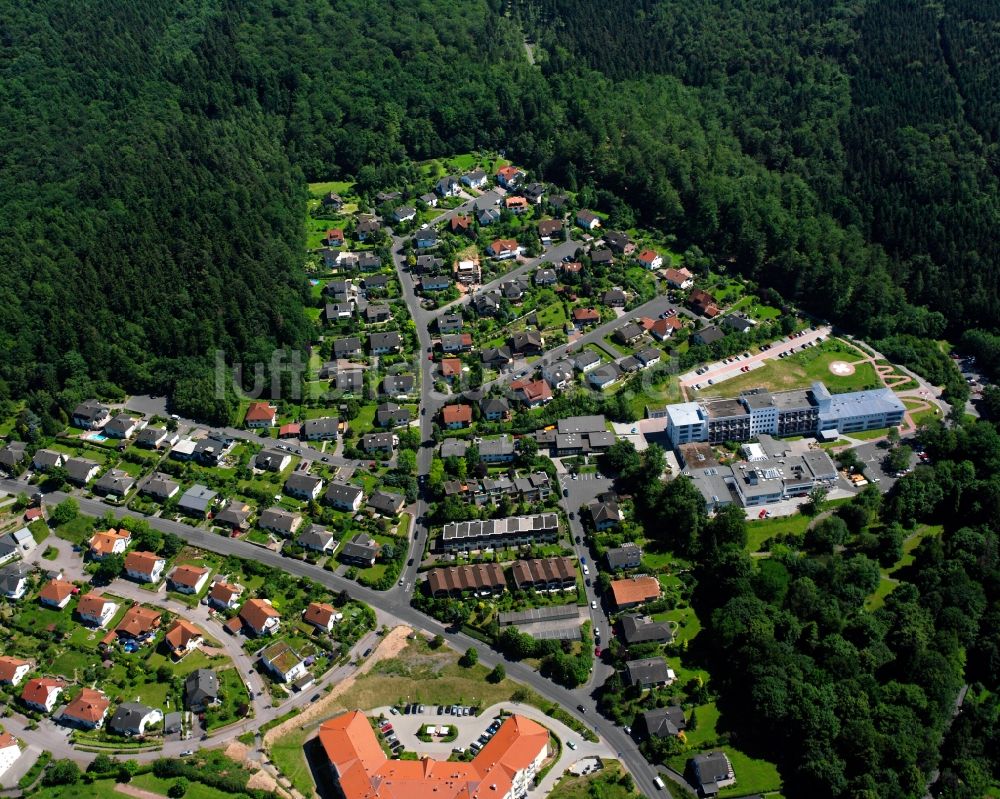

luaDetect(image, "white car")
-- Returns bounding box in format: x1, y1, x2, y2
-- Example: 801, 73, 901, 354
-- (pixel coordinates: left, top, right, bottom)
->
582, 565, 590, 575
590, 601, 597, 609
567, 741, 577, 750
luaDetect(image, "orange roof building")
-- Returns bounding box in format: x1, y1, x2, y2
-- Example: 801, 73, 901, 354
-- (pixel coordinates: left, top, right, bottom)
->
609, 576, 661, 610
168, 564, 210, 594
441, 404, 472, 428
319, 711, 549, 799
62, 688, 110, 728
245, 401, 278, 427
303, 602, 338, 632
240, 598, 281, 636
115, 604, 162, 639
208, 580, 242, 609
88, 528, 131, 559
21, 677, 66, 713
165, 619, 204, 658
440, 359, 462, 379
0, 656, 31, 686
39, 578, 76, 609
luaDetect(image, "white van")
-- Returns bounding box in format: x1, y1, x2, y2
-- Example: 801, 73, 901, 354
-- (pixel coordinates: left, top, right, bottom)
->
653, 777, 665, 790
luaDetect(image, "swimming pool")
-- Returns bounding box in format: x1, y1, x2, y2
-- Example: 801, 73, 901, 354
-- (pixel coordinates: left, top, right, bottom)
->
86, 432, 108, 442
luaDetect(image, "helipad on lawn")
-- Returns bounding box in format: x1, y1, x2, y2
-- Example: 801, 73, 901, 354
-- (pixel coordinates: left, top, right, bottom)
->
829, 360, 856, 376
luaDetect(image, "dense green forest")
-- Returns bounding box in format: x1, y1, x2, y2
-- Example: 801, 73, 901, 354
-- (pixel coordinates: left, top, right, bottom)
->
5, 0, 999, 423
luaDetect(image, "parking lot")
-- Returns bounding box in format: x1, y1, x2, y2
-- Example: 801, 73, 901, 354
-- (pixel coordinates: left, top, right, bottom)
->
371, 705, 512, 757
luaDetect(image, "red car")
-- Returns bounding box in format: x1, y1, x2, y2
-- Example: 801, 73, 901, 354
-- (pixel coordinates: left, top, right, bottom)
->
594, 647, 602, 657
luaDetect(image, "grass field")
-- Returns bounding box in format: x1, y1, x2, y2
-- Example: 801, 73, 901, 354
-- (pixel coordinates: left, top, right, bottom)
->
745, 513, 811, 551
307, 180, 354, 198
131, 774, 233, 799
866, 524, 943, 609
550, 761, 639, 799
269, 727, 316, 796
694, 341, 880, 399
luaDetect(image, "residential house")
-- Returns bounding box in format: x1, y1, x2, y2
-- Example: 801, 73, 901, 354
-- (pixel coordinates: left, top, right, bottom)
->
284, 472, 324, 501
603, 289, 627, 307
324, 303, 352, 323
88, 528, 131, 560
435, 175, 461, 196
260, 641, 308, 683
0, 441, 27, 475
21, 677, 66, 713
574, 350, 602, 373
325, 279, 352, 301
114, 605, 161, 640
297, 525, 336, 554
625, 657, 676, 688
690, 752, 737, 796
184, 669, 219, 712
93, 467, 134, 498
572, 307, 601, 326
620, 356, 641, 373
501, 279, 527, 301
534, 268, 557, 286
104, 414, 143, 440
361, 432, 397, 453
438, 314, 464, 333
439, 439, 469, 459
449, 215, 471, 234
454, 258, 481, 284
339, 533, 381, 567
335, 369, 365, 394
62, 688, 110, 729
321, 192, 343, 210
366, 305, 392, 324
426, 564, 507, 598
637, 348, 662, 368
420, 275, 452, 293
0, 657, 31, 686
462, 170, 487, 189
693, 325, 725, 346
39, 579, 76, 609
324, 482, 364, 512
415, 229, 439, 249
420, 192, 438, 208
495, 165, 523, 188
326, 228, 345, 247
363, 273, 389, 292
441, 333, 473, 353
542, 360, 575, 390
0, 732, 21, 778
511, 557, 577, 591
522, 182, 545, 204
142, 473, 180, 502
604, 231, 635, 255
244, 402, 277, 428
610, 576, 660, 610
690, 288, 720, 318
303, 602, 340, 633
65, 457, 100, 486
77, 592, 118, 627
588, 363, 623, 390
576, 209, 601, 230
215, 501, 253, 531
481, 346, 513, 369
723, 314, 754, 334
473, 294, 500, 318
620, 614, 675, 644
240, 598, 281, 637
208, 581, 242, 611
664, 267, 695, 289
480, 397, 510, 421
135, 427, 176, 450
505, 195, 529, 215
177, 484, 217, 517
488, 239, 519, 260
356, 217, 381, 241
637, 250, 663, 270
32, 449, 64, 472
367, 490, 405, 516
72, 400, 110, 430
376, 402, 411, 427
109, 702, 162, 737
442, 404, 472, 429
614, 322, 645, 345
0, 527, 35, 565
302, 416, 340, 441
643, 706, 688, 739
590, 248, 614, 266
477, 206, 501, 226
651, 316, 683, 341
392, 205, 416, 224
479, 436, 516, 464
381, 375, 415, 397
168, 564, 210, 595
537, 219, 563, 243
376, 190, 400, 203
590, 498, 623, 530
511, 330, 544, 354
255, 449, 291, 472
606, 543, 642, 571
333, 336, 363, 357
165, 619, 204, 659
560, 260, 583, 276
124, 551, 166, 584
0, 563, 30, 600
258, 507, 303, 537
511, 378, 553, 408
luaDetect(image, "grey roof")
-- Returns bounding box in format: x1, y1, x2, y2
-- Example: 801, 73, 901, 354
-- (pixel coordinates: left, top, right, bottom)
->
573, 351, 601, 370
0, 441, 27, 468
381, 375, 415, 395
298, 525, 335, 551
637, 348, 661, 365
324, 481, 364, 507
303, 417, 339, 437
72, 399, 108, 422
0, 562, 31, 595
366, 305, 392, 322
259, 507, 302, 534
178, 484, 217, 513
143, 474, 180, 501
255, 450, 288, 470
620, 614, 674, 644
184, 669, 219, 708
215, 501, 252, 528
65, 457, 100, 483
33, 449, 63, 470
333, 336, 363, 355
340, 532, 380, 561
363, 274, 389, 289
361, 432, 396, 451
135, 427, 168, 447
369, 331, 401, 351
104, 414, 139, 437
691, 751, 734, 791
625, 657, 673, 686
590, 499, 622, 526
336, 370, 365, 393
440, 439, 469, 458
482, 346, 513, 365
557, 415, 607, 434
367, 490, 405, 515
108, 702, 156, 734
606, 543, 642, 569
479, 436, 515, 459
619, 357, 641, 372
94, 469, 135, 496
616, 322, 644, 342
376, 402, 411, 427
284, 472, 323, 496
480, 397, 510, 416
695, 325, 725, 345
643, 705, 687, 738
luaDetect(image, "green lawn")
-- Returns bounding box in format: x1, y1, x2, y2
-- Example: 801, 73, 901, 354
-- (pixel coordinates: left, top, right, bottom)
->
351, 404, 378, 436
549, 761, 640, 799
693, 341, 880, 398
132, 773, 234, 799
268, 726, 315, 796
745, 513, 811, 551
866, 524, 943, 609
307, 180, 354, 198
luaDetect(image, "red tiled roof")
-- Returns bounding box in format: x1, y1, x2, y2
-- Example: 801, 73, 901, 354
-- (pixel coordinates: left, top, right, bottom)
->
77, 592, 112, 619
89, 528, 130, 556
170, 564, 209, 588
440, 359, 462, 377
0, 656, 30, 682
124, 550, 163, 576
116, 605, 161, 637
63, 688, 109, 724
245, 402, 277, 422
442, 405, 472, 425
165, 620, 203, 653
303, 602, 336, 629
240, 598, 280, 632
21, 677, 65, 707
279, 423, 302, 437
39, 579, 75, 605
210, 581, 241, 604
572, 308, 600, 323
610, 576, 661, 608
